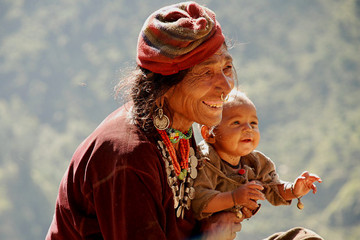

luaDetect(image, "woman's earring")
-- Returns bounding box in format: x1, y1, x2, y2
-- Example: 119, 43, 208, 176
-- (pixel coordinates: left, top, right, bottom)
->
153, 103, 170, 130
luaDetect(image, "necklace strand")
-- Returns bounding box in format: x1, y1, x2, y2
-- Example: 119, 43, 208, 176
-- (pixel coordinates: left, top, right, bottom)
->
166, 127, 193, 143
158, 129, 190, 176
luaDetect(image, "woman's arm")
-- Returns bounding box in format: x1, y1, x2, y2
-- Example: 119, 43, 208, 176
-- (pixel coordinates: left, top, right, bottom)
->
93, 167, 171, 240
89, 142, 174, 240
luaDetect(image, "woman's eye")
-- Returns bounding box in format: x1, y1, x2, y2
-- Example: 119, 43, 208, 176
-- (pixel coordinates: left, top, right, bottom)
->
190, 68, 212, 77
205, 70, 212, 75
225, 65, 232, 70
197, 69, 212, 77
223, 65, 233, 74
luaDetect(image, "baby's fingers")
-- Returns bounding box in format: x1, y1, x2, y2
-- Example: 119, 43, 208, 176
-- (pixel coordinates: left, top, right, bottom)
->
311, 183, 318, 194
248, 181, 264, 191
302, 171, 322, 183
307, 175, 322, 183
249, 189, 265, 201
243, 199, 260, 211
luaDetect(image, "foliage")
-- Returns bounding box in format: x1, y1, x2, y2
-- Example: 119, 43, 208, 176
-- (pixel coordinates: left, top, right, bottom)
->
0, 0, 359, 239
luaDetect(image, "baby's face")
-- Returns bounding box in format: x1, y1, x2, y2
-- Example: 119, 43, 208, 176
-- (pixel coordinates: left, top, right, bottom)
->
213, 102, 260, 159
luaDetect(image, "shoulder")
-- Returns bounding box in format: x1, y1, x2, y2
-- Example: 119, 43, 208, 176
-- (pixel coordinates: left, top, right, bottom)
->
90, 103, 157, 156
242, 150, 276, 169
249, 150, 271, 162
72, 104, 162, 185
197, 140, 221, 166
197, 140, 210, 157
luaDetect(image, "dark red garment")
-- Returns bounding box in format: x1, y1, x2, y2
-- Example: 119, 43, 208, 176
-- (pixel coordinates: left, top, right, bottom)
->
46, 103, 198, 240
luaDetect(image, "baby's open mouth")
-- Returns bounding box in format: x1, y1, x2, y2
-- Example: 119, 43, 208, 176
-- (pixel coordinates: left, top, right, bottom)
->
241, 139, 252, 142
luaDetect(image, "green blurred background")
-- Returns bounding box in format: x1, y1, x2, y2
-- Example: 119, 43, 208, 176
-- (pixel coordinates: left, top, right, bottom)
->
0, 0, 359, 239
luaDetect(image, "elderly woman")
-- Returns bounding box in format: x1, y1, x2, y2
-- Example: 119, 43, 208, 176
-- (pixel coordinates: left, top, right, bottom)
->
46, 2, 240, 240
46, 2, 324, 240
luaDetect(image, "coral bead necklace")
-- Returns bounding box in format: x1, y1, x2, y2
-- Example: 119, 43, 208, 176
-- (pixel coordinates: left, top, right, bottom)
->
158, 129, 189, 177
157, 128, 198, 219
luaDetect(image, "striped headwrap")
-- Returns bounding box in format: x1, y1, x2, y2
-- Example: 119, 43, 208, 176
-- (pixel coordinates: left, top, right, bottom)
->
136, 1, 225, 75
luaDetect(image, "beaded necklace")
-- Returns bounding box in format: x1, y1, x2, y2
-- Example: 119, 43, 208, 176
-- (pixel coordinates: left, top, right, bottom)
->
166, 127, 193, 143
156, 129, 198, 219
158, 129, 189, 177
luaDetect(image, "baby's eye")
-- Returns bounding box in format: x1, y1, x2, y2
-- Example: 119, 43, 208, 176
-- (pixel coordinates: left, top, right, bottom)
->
232, 121, 240, 125
251, 121, 258, 127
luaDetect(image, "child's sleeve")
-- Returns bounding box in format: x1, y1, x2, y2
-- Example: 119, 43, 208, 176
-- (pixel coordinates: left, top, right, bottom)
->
253, 151, 292, 206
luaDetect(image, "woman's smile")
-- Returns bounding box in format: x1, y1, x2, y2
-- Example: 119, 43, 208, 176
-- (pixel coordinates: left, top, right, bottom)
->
202, 100, 224, 109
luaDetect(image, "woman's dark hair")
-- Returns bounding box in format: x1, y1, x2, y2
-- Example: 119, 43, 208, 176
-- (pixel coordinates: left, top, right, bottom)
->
115, 66, 190, 135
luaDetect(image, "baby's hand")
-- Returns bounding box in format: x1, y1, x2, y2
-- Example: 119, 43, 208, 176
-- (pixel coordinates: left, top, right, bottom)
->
232, 181, 265, 211
293, 171, 322, 197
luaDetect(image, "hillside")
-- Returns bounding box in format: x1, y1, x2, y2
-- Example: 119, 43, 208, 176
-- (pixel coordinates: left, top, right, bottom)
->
0, 0, 359, 239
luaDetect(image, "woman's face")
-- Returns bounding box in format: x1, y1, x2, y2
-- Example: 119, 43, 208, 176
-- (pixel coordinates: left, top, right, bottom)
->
165, 45, 235, 131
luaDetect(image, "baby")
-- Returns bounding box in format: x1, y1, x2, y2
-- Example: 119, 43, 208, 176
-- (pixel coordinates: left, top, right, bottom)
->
192, 89, 322, 220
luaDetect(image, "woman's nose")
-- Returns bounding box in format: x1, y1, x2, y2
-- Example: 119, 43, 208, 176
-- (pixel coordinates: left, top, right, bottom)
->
216, 73, 234, 96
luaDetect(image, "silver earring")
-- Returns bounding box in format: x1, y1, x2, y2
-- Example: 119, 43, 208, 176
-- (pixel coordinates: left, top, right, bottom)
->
153, 106, 170, 130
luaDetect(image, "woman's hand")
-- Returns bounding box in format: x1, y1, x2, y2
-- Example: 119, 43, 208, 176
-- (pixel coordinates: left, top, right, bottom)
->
232, 181, 265, 212
292, 171, 322, 197
201, 211, 242, 240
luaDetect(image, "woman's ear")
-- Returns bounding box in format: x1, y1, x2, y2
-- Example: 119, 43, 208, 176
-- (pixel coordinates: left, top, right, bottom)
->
163, 86, 175, 100
201, 125, 216, 144
155, 96, 164, 108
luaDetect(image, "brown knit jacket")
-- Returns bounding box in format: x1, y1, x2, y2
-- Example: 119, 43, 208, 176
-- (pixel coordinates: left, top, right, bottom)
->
192, 140, 291, 220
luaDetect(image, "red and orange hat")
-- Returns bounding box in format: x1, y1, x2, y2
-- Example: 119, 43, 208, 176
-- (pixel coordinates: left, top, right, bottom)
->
136, 1, 225, 75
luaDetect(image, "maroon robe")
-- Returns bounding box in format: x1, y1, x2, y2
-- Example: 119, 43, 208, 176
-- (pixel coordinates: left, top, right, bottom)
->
46, 103, 198, 240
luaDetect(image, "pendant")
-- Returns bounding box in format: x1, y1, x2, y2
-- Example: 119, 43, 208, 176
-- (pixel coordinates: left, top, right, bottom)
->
190, 156, 198, 167
176, 205, 183, 218
153, 108, 170, 130
188, 187, 195, 200
179, 182, 185, 200
173, 196, 179, 209
184, 196, 190, 210
167, 175, 173, 186
236, 210, 243, 219
189, 147, 195, 157
172, 185, 179, 208
297, 198, 304, 210
190, 167, 197, 179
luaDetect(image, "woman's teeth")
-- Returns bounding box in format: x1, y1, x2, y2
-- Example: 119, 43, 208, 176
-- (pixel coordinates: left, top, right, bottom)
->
203, 101, 223, 108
